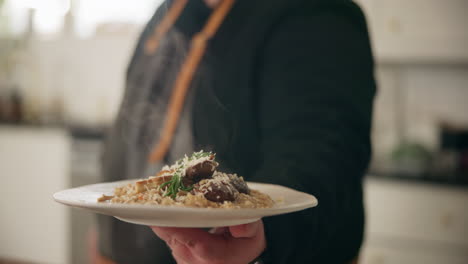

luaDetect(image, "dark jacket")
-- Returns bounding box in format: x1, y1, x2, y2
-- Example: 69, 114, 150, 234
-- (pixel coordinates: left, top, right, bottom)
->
98, 0, 376, 263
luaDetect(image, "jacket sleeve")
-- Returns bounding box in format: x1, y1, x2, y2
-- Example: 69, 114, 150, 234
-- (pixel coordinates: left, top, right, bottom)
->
249, 5, 376, 264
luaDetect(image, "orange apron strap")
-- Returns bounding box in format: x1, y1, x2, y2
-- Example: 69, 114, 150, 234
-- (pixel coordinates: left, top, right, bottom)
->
148, 0, 236, 163
95, 254, 116, 264
144, 0, 189, 55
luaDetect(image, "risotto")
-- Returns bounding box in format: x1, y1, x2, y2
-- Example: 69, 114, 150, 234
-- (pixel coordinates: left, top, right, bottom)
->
98, 151, 274, 209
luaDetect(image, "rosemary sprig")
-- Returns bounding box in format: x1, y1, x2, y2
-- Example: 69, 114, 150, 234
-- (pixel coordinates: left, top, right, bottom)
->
160, 151, 212, 199
161, 173, 193, 199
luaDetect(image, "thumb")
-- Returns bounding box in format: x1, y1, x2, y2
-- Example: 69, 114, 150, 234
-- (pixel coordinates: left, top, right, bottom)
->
229, 220, 262, 238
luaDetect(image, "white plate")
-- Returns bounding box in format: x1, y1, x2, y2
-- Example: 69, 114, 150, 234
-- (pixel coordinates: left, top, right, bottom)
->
53, 180, 318, 227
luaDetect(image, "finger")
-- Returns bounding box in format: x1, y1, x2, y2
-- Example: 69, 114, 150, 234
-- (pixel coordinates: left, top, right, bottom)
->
170, 243, 193, 264
151, 226, 171, 241
152, 227, 221, 246
208, 227, 229, 235
226, 220, 266, 263
173, 254, 190, 264
229, 220, 261, 238
151, 227, 227, 260
151, 227, 194, 263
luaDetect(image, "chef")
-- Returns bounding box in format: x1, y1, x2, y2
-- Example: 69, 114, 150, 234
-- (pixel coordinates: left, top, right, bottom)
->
94, 0, 376, 263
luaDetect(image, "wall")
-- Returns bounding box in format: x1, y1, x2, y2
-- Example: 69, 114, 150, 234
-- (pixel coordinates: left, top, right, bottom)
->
10, 0, 468, 136
372, 64, 468, 162
352, 0, 468, 166
12, 31, 139, 127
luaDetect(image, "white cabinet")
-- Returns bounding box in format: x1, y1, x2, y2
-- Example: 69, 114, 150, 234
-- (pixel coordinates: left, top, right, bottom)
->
16, 34, 137, 127
0, 126, 71, 264
355, 0, 468, 63
361, 178, 468, 264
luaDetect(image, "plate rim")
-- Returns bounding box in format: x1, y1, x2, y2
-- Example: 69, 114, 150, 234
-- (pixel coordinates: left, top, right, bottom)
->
53, 180, 318, 214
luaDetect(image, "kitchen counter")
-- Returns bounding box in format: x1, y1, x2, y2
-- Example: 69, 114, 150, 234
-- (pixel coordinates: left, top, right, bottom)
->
361, 176, 468, 264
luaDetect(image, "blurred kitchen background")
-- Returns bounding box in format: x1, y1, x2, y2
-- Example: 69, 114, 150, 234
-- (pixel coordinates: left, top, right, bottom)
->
0, 0, 467, 263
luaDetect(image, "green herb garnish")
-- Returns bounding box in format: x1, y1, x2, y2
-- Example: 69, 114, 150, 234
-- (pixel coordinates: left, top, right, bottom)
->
160, 172, 193, 199
161, 150, 213, 199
